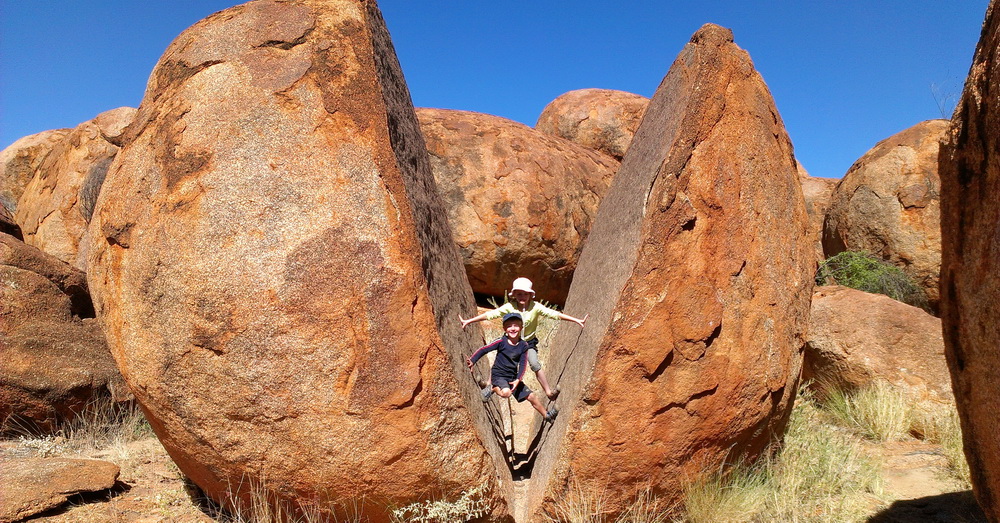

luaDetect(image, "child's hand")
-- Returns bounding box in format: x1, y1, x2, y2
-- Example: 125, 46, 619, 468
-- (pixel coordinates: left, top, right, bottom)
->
466, 356, 474, 370
578, 314, 589, 328
459, 314, 471, 329
509, 379, 521, 390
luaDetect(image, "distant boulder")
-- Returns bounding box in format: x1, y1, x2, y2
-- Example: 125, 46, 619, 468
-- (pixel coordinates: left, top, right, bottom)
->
0, 128, 70, 212
805, 285, 952, 404
823, 119, 948, 311
0, 233, 119, 435
418, 107, 619, 304
535, 88, 649, 161
800, 173, 838, 265
15, 108, 133, 270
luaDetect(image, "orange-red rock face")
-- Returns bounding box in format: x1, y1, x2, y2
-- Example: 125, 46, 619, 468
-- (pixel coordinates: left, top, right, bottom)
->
525, 24, 813, 519
14, 109, 133, 270
87, 1, 506, 520
0, 233, 116, 435
0, 129, 70, 213
823, 119, 948, 311
805, 286, 951, 404
939, 1, 1000, 519
534, 88, 650, 161
800, 174, 837, 265
417, 107, 618, 304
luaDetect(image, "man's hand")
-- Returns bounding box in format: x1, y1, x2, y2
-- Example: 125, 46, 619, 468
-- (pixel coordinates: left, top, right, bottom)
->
466, 356, 474, 371
509, 379, 521, 390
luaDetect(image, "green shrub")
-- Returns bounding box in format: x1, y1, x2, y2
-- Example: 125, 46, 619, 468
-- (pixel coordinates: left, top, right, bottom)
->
816, 251, 928, 309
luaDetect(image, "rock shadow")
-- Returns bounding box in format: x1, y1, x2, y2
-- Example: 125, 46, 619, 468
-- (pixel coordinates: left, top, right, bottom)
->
868, 490, 986, 523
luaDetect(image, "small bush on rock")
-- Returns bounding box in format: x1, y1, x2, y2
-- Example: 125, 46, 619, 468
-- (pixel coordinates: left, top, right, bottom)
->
815, 251, 928, 309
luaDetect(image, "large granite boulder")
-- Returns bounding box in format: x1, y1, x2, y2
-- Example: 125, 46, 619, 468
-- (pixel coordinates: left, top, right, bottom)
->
939, 2, 1000, 518
823, 119, 949, 311
417, 108, 618, 304
14, 107, 133, 270
0, 234, 118, 435
522, 24, 813, 520
805, 286, 951, 404
87, 1, 507, 520
534, 88, 650, 161
0, 128, 70, 212
0, 457, 120, 522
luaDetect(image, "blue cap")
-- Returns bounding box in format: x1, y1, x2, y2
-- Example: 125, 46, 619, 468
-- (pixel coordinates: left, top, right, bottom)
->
502, 312, 523, 324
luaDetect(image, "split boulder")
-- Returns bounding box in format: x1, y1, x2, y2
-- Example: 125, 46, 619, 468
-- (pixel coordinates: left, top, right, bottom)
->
417, 107, 618, 304
523, 24, 813, 519
823, 119, 948, 311
939, 2, 1000, 518
87, 1, 506, 520
534, 88, 650, 161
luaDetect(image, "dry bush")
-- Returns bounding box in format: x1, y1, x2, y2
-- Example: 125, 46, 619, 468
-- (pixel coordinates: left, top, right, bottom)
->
910, 401, 971, 487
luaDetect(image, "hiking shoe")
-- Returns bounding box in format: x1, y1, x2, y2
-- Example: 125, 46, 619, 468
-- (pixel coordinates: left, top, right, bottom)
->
481, 386, 494, 402
547, 385, 561, 401
544, 404, 559, 423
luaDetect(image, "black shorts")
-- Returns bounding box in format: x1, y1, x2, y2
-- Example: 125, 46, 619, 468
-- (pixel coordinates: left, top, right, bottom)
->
491, 376, 533, 402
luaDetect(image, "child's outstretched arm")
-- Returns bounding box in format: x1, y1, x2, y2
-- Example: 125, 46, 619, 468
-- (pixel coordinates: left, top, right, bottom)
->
459, 311, 491, 329
556, 311, 588, 328
466, 338, 502, 371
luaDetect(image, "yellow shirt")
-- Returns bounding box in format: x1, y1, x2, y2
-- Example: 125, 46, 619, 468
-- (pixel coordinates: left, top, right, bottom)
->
485, 301, 560, 341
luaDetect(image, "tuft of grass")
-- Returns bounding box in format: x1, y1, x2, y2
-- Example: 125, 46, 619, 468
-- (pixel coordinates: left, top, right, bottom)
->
681, 464, 769, 523
15, 395, 153, 456
821, 380, 911, 442
390, 483, 491, 523
614, 488, 674, 523
677, 387, 886, 522
910, 401, 971, 488
816, 250, 928, 309
548, 479, 608, 523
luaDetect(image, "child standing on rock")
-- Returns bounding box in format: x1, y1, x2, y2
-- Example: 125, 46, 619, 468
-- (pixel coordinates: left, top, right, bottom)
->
467, 312, 558, 422
460, 277, 588, 401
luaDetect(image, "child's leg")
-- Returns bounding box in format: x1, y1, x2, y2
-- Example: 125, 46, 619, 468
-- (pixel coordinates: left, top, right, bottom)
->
528, 348, 558, 399
525, 392, 548, 416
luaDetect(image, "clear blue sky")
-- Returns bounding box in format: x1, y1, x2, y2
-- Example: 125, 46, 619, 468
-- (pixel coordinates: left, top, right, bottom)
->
0, 1, 987, 179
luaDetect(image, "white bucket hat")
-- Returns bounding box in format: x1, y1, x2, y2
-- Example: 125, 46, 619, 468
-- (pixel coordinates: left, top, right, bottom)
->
510, 277, 535, 295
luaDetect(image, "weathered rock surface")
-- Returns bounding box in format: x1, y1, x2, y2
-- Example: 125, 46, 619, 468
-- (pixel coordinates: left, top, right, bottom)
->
801, 173, 838, 265
939, 2, 1000, 518
87, 1, 506, 520
417, 107, 618, 304
534, 88, 650, 161
0, 456, 120, 522
0, 128, 70, 212
805, 286, 952, 404
524, 24, 813, 519
823, 119, 948, 311
0, 234, 118, 435
0, 201, 21, 240
14, 108, 132, 270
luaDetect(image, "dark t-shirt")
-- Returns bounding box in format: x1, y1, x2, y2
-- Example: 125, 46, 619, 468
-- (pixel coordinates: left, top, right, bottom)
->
469, 336, 529, 383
